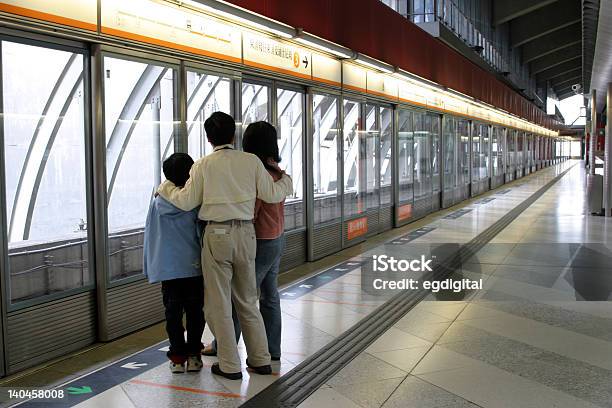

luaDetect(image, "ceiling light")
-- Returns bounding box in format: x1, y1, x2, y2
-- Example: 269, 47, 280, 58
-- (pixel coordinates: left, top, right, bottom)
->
354, 53, 394, 74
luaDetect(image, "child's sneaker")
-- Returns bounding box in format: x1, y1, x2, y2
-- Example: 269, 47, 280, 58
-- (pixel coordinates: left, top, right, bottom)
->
186, 356, 203, 372
170, 361, 185, 373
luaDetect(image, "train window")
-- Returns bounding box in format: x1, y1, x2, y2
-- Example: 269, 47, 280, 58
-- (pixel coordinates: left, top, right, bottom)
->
242, 82, 269, 127
365, 104, 380, 210
312, 94, 340, 224
443, 116, 456, 190
343, 99, 364, 217
186, 70, 232, 158
380, 107, 393, 206
398, 109, 413, 203
104, 56, 176, 282
277, 88, 304, 230
2, 41, 90, 303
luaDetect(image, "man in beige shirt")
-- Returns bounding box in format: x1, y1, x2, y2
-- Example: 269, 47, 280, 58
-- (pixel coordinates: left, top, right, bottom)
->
157, 112, 292, 379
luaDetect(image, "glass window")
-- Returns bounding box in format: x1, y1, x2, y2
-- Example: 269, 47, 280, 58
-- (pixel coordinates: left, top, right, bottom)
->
491, 127, 499, 176
471, 123, 481, 183
431, 114, 441, 192
277, 88, 304, 230
104, 56, 175, 281
186, 70, 231, 158
425, 0, 435, 21
413, 112, 431, 199
380, 107, 393, 206
517, 131, 524, 168
3, 41, 90, 303
481, 124, 490, 179
458, 119, 470, 185
365, 104, 379, 210
242, 82, 269, 127
343, 100, 363, 217
443, 116, 456, 190
507, 130, 515, 173
312, 94, 340, 224
413, 0, 424, 22
398, 109, 413, 203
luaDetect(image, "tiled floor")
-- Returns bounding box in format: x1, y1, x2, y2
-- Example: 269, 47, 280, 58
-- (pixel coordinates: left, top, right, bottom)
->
7, 160, 605, 408
303, 162, 612, 408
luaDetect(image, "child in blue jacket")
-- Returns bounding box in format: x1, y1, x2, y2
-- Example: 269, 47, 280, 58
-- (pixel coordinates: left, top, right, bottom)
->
144, 153, 204, 373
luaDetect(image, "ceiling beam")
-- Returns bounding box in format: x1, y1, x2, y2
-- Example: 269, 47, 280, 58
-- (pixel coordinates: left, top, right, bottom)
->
522, 23, 581, 63
510, 0, 581, 48
536, 59, 582, 82
549, 71, 583, 88
557, 89, 578, 100
494, 0, 560, 26
555, 83, 577, 95
529, 44, 582, 74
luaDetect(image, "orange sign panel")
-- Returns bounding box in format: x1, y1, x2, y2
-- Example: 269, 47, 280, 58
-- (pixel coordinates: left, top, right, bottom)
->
347, 217, 368, 240
398, 204, 413, 221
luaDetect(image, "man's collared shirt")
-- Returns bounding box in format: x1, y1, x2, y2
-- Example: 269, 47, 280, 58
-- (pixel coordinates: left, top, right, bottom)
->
157, 144, 293, 222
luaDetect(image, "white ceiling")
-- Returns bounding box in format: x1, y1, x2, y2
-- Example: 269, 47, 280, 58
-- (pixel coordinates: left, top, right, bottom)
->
590, 0, 612, 110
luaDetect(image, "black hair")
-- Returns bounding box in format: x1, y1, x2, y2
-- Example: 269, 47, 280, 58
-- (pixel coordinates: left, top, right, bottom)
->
204, 111, 236, 146
242, 121, 281, 172
162, 153, 194, 187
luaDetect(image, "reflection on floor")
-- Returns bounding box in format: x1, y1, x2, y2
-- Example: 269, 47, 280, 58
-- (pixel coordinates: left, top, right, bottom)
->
302, 162, 612, 408
9, 161, 612, 408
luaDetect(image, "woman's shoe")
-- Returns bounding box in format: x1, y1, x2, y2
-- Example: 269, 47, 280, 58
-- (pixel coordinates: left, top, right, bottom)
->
201, 343, 217, 357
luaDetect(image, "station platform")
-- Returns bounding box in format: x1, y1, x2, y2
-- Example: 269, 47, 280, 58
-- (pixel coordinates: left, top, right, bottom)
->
4, 160, 610, 408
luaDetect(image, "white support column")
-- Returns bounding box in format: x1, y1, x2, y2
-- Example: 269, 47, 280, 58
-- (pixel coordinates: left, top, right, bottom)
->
604, 83, 612, 216
590, 90, 597, 175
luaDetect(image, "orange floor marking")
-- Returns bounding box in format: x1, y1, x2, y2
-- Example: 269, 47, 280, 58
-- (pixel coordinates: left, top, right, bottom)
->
129, 379, 245, 399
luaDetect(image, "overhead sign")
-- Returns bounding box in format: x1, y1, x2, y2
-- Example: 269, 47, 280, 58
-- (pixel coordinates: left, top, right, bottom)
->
0, 0, 97, 31
343, 62, 367, 93
312, 53, 341, 87
243, 31, 312, 80
100, 0, 242, 63
367, 71, 399, 100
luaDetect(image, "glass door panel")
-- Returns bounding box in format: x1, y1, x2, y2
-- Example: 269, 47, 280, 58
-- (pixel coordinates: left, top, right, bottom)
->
312, 94, 340, 224
431, 114, 441, 193
458, 119, 470, 186
276, 88, 304, 230
104, 56, 175, 282
380, 107, 393, 206
2, 41, 91, 303
482, 124, 490, 180
443, 116, 456, 191
365, 104, 379, 210
398, 109, 413, 203
413, 112, 431, 199
186, 70, 232, 158
471, 123, 481, 183
242, 82, 269, 127
343, 100, 363, 217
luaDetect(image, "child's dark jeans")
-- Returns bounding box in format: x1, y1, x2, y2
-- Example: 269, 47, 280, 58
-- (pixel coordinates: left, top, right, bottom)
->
161, 276, 205, 363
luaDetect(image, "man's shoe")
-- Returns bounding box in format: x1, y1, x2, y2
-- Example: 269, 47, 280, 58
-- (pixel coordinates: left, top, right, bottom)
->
186, 356, 203, 372
211, 363, 243, 380
246, 360, 272, 375
201, 343, 217, 357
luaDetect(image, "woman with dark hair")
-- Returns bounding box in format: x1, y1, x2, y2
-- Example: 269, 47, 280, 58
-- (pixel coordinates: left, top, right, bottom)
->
203, 121, 285, 361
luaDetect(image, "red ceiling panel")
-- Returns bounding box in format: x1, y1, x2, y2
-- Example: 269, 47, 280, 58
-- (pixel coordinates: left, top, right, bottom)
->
224, 0, 560, 129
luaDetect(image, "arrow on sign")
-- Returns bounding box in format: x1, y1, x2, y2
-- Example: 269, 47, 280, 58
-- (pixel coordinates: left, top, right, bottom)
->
66, 386, 92, 395
302, 56, 309, 68
335, 268, 348, 271
121, 362, 148, 370
299, 284, 313, 288
346, 262, 360, 266
158, 346, 170, 352
282, 292, 295, 297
